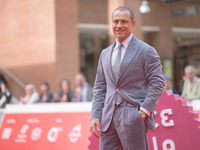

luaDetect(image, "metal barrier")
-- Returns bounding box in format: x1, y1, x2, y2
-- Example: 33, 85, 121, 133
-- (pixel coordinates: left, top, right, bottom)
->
0, 64, 25, 90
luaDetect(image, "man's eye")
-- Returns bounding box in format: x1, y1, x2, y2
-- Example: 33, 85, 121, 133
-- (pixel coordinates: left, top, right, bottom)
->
121, 21, 126, 24
114, 21, 119, 24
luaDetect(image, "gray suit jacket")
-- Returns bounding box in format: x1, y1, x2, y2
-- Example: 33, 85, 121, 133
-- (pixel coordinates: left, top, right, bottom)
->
91, 35, 165, 132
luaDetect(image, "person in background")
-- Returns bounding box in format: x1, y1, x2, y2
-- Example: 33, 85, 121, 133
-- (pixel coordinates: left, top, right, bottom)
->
181, 65, 200, 103
56, 79, 74, 102
53, 93, 60, 103
0, 82, 12, 108
163, 75, 176, 94
39, 81, 54, 103
75, 73, 93, 102
20, 84, 39, 104
177, 75, 187, 95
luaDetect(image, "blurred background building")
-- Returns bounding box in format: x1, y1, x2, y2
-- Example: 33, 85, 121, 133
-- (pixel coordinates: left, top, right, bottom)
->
0, 0, 200, 99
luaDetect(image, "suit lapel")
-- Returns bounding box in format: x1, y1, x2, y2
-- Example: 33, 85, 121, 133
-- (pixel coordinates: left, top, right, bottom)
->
117, 36, 139, 83
105, 41, 116, 85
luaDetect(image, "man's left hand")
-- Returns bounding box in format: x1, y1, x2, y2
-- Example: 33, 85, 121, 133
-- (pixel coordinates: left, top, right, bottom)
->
138, 110, 147, 121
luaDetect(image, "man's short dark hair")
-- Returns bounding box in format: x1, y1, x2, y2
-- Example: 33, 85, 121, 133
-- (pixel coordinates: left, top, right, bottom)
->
112, 6, 134, 21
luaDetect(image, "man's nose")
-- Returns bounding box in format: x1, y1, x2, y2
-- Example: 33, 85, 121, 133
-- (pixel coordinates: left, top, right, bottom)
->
117, 22, 122, 28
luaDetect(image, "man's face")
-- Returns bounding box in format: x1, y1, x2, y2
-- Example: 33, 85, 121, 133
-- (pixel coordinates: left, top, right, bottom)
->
185, 69, 196, 82
112, 10, 135, 42
76, 75, 84, 87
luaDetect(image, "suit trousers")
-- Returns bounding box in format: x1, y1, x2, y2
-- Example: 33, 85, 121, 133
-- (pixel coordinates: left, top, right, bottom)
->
100, 100, 149, 150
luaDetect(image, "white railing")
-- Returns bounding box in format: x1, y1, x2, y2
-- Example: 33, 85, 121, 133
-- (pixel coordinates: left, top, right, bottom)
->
0, 64, 25, 90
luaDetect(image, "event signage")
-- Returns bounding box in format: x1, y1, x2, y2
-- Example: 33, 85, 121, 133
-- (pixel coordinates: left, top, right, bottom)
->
147, 92, 200, 150
89, 91, 200, 150
0, 92, 200, 150
0, 103, 92, 150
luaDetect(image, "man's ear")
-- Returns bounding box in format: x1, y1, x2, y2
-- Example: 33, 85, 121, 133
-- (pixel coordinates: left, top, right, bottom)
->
132, 20, 136, 27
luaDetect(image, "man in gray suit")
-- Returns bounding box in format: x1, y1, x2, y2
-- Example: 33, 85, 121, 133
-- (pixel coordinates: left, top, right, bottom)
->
90, 6, 165, 150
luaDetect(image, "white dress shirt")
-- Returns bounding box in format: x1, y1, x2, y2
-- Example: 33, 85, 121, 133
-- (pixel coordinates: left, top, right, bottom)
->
112, 34, 133, 66
112, 33, 151, 116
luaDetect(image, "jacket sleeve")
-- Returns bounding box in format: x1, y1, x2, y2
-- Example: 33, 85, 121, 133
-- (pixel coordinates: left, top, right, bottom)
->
141, 47, 165, 113
91, 52, 107, 121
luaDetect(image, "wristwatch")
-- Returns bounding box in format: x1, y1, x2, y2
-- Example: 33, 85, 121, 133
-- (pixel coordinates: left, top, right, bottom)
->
139, 110, 147, 121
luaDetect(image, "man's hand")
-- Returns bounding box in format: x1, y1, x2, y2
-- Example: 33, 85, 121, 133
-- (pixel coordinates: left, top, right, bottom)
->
90, 118, 100, 138
138, 110, 147, 121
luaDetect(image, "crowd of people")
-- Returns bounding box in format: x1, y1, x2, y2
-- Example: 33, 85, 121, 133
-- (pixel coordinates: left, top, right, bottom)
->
0, 73, 93, 107
164, 65, 200, 106
0, 65, 200, 108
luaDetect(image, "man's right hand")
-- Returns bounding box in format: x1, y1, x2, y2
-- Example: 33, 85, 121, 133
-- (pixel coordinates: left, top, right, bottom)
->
90, 118, 100, 138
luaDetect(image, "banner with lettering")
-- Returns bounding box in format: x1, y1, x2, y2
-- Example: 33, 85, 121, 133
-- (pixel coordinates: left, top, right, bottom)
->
0, 103, 92, 150
147, 92, 200, 150
0, 92, 200, 150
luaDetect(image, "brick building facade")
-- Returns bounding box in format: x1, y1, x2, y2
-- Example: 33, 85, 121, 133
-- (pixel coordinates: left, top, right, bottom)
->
0, 0, 200, 98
